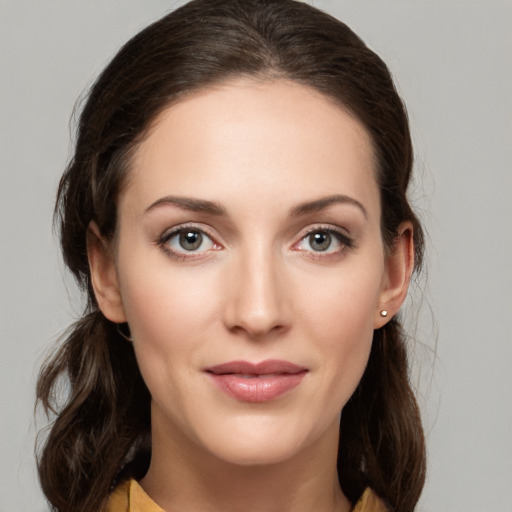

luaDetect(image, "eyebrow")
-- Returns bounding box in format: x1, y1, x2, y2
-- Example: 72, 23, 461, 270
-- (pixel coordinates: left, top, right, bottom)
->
145, 196, 226, 215
290, 194, 368, 219
145, 193, 367, 219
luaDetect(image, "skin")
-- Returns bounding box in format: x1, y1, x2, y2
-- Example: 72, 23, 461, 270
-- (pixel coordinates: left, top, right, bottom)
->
88, 79, 414, 512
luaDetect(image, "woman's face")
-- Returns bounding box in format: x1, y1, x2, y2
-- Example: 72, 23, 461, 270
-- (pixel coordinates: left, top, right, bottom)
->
90, 79, 410, 467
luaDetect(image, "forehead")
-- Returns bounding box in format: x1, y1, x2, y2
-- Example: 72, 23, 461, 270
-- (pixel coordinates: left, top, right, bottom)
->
124, 79, 379, 218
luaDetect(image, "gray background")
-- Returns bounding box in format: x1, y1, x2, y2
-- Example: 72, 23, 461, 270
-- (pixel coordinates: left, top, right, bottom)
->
1, 1, 511, 511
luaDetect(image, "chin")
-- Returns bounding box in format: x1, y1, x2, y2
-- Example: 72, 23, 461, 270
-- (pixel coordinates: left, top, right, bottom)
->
209, 439, 303, 467
195, 416, 320, 467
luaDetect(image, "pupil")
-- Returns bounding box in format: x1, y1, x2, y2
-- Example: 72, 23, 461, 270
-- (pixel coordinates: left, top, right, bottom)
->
179, 231, 202, 250
310, 232, 331, 251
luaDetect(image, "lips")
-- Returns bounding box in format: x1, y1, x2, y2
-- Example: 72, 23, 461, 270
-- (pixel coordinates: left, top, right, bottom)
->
205, 360, 308, 402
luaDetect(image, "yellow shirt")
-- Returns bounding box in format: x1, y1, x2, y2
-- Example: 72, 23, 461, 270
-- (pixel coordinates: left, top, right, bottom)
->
105, 478, 388, 512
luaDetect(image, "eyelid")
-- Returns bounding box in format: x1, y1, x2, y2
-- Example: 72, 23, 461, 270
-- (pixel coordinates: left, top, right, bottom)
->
156, 222, 354, 260
292, 224, 355, 254
158, 223, 223, 259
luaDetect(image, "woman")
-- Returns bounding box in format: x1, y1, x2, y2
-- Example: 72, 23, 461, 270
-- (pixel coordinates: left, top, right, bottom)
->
36, 1, 426, 511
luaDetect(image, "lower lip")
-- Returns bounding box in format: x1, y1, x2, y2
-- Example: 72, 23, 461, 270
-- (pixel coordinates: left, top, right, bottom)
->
207, 372, 307, 402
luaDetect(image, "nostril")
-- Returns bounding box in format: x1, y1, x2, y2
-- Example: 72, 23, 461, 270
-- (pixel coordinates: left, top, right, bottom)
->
227, 321, 288, 341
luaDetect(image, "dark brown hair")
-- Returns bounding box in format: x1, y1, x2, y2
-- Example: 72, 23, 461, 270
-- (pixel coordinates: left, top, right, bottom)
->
36, 1, 426, 511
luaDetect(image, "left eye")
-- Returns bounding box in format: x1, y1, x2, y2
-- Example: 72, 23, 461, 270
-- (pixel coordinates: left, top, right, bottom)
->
295, 230, 348, 253
163, 228, 216, 254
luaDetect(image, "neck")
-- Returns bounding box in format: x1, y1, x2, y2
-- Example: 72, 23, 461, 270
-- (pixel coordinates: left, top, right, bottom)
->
140, 415, 351, 512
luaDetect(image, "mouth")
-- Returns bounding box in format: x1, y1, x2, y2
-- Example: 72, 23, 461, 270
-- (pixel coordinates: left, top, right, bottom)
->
204, 360, 308, 402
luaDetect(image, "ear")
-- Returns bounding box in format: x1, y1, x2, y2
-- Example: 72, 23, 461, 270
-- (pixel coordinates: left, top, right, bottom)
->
374, 222, 415, 328
87, 221, 127, 323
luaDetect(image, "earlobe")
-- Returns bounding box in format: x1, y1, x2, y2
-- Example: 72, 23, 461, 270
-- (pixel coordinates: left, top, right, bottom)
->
374, 222, 414, 329
87, 221, 127, 323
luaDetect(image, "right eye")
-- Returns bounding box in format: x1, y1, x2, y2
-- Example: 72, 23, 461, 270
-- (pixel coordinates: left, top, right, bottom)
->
160, 226, 220, 258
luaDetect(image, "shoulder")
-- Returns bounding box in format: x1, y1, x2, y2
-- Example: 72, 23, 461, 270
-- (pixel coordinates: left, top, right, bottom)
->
104, 479, 164, 512
352, 488, 389, 512
105, 480, 386, 512
104, 479, 130, 512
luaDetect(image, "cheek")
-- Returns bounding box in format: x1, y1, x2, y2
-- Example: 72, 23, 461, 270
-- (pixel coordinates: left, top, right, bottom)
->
117, 254, 222, 379
117, 261, 227, 438
297, 255, 383, 339
119, 244, 217, 332
295, 260, 383, 407
315, 296, 374, 386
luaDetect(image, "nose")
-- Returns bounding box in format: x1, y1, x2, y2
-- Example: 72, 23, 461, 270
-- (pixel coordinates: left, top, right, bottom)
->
223, 245, 291, 340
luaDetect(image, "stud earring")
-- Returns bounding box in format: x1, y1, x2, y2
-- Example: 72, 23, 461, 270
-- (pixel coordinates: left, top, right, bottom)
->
116, 323, 133, 342
379, 310, 388, 317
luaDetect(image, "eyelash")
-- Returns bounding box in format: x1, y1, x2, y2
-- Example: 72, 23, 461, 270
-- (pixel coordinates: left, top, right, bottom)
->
157, 224, 354, 260
158, 224, 221, 260
293, 226, 355, 257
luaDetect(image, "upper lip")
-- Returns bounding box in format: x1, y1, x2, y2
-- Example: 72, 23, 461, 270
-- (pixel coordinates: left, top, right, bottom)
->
205, 360, 307, 375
